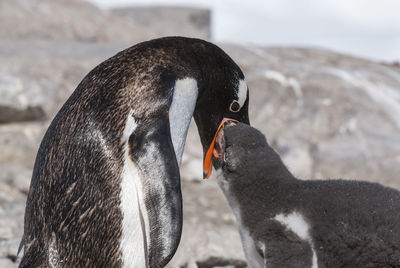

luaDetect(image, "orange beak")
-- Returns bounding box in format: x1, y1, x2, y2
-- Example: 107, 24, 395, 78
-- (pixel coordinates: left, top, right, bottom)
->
203, 118, 238, 179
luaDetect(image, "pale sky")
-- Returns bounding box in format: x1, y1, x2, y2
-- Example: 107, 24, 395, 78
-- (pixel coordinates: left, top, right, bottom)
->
89, 0, 400, 62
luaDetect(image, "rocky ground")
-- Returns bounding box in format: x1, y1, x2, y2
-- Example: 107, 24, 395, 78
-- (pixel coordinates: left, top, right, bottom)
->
1, 0, 400, 267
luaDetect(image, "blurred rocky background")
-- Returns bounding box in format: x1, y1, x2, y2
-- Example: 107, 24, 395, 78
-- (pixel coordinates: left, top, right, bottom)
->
1, 0, 400, 267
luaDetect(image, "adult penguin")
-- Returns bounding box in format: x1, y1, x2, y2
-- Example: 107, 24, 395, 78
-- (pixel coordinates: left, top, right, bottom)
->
19, 37, 250, 267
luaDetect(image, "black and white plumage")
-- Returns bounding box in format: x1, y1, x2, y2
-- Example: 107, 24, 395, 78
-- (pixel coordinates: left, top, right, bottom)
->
19, 37, 250, 268
214, 123, 400, 268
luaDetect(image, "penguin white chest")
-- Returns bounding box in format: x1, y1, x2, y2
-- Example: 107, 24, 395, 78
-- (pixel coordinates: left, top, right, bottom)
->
120, 116, 148, 268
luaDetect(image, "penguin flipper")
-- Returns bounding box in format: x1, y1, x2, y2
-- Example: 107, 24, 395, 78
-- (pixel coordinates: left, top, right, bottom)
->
128, 116, 183, 267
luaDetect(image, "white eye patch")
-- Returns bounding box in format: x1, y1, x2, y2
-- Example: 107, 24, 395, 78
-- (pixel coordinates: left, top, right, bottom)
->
230, 79, 248, 113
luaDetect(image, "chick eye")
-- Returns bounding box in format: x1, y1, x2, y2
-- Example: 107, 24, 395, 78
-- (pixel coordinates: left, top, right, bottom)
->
230, 100, 240, 112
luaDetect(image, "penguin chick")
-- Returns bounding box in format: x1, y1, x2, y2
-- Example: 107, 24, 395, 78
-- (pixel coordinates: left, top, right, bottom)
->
215, 123, 400, 268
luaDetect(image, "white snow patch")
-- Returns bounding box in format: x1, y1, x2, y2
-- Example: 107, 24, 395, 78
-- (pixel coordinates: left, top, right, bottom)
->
264, 70, 303, 98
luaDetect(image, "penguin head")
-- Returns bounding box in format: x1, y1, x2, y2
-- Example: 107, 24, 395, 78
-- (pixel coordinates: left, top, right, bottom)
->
214, 122, 269, 178
192, 50, 250, 178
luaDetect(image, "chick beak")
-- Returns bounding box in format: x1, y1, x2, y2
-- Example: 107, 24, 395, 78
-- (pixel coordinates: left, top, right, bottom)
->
203, 118, 238, 179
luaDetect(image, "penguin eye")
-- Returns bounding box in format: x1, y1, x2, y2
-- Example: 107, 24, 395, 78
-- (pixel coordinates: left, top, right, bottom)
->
229, 100, 240, 112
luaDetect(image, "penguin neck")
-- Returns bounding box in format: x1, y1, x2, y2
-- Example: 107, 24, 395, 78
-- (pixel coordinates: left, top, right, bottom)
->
217, 152, 298, 219
168, 77, 199, 166
239, 160, 297, 205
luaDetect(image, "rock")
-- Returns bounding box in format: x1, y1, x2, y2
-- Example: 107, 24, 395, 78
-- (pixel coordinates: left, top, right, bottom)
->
0, 0, 148, 43
181, 154, 203, 182
0, 0, 212, 44
196, 256, 247, 268
0, 257, 17, 268
0, 240, 20, 259
0, 183, 25, 205
180, 256, 248, 268
0, 193, 25, 266
112, 6, 211, 40
0, 223, 23, 267
0, 122, 47, 171
0, 164, 32, 196
0, 72, 45, 123
273, 139, 313, 179
0, 39, 128, 120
